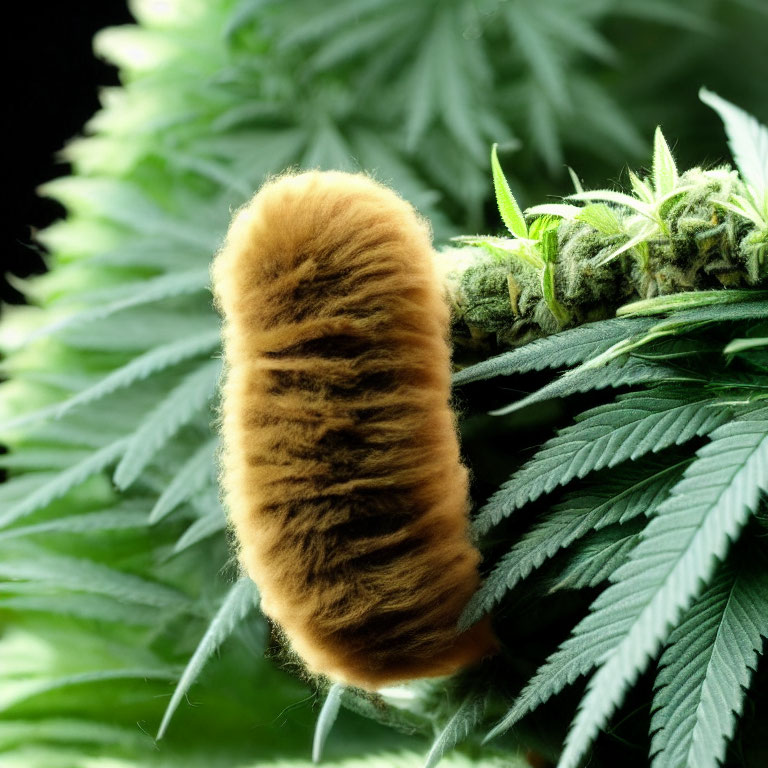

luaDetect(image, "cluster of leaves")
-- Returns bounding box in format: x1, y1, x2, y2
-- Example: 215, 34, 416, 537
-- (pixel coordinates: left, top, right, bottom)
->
1, 0, 766, 766
52, 0, 767, 232
451, 90, 767, 349
450, 292, 767, 768
407, 100, 767, 768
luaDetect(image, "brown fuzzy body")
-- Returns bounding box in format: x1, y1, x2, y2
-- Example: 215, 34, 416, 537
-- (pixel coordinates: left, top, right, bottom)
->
212, 171, 497, 690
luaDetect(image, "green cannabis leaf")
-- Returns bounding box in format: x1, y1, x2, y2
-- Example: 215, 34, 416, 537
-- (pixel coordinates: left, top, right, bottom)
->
455, 111, 767, 759
556, 407, 768, 768
473, 318, 768, 768
471, 388, 730, 537
157, 578, 261, 739
424, 688, 491, 768
700, 87, 768, 223
650, 560, 768, 768
491, 143, 529, 241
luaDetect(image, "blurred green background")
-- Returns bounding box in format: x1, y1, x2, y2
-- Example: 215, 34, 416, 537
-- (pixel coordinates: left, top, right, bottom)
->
1, 1, 766, 766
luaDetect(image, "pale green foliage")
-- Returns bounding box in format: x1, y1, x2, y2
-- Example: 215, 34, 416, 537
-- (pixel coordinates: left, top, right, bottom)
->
424, 690, 490, 768
700, 88, 768, 226
157, 578, 260, 739
149, 439, 218, 523
565, 126, 692, 264
452, 317, 655, 384
699, 88, 768, 282
0, 746, 523, 768
0, 437, 130, 527
467, 301, 768, 766
7, 332, 219, 431
461, 458, 685, 629
472, 388, 730, 536
113, 359, 221, 489
450, 234, 548, 275
550, 524, 642, 591
0, 544, 189, 609
650, 561, 768, 768
653, 127, 679, 196
556, 408, 768, 768
1, 1, 767, 766
616, 288, 766, 317
488, 356, 683, 416
0, 506, 149, 543
725, 336, 768, 353
313, 684, 345, 764
491, 144, 529, 242
24, 268, 212, 344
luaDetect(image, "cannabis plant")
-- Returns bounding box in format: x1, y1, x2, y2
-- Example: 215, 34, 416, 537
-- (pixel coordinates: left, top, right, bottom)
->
451, 90, 766, 765
302, 90, 767, 768
1, 1, 767, 767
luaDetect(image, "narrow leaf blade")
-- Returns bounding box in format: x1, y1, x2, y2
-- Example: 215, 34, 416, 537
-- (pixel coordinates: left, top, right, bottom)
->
491, 143, 528, 239
156, 579, 259, 739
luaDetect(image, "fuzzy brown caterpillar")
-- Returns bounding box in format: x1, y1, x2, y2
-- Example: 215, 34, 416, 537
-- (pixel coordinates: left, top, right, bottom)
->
212, 170, 497, 690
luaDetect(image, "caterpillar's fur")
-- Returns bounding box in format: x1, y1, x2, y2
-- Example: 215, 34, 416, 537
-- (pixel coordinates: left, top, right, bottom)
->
212, 171, 497, 690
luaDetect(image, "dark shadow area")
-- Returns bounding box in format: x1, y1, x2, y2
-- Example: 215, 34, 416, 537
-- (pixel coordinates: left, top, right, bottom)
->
3, 1, 133, 307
